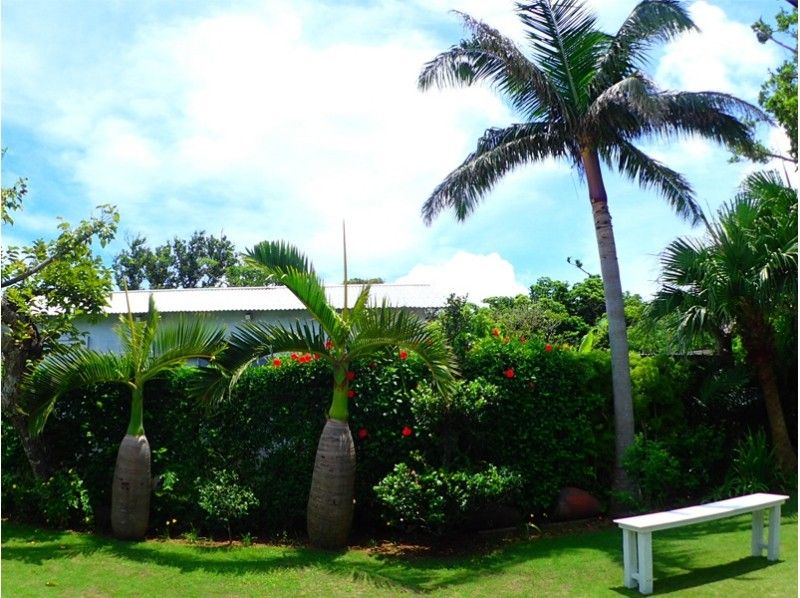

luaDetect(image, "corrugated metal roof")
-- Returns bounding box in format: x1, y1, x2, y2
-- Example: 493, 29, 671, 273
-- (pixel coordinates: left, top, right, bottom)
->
105, 284, 447, 314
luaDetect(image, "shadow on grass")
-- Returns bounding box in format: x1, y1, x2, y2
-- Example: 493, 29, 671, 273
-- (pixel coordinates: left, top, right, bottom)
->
2, 497, 796, 595
608, 557, 779, 596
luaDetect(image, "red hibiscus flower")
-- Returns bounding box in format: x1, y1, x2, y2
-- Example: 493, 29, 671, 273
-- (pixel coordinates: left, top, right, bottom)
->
504, 368, 515, 378
347, 389, 356, 399
358, 428, 368, 439
401, 426, 413, 437
346, 371, 356, 381
545, 344, 553, 352
399, 350, 408, 361
324, 340, 334, 350
290, 353, 299, 361
272, 358, 282, 367
491, 327, 500, 337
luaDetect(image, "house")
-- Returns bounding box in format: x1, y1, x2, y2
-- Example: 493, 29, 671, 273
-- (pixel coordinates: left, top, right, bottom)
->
76, 284, 448, 353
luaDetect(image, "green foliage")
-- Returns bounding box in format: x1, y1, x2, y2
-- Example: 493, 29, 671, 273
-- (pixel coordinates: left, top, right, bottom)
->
623, 434, 682, 509
748, 6, 797, 162
1, 194, 118, 350
2, 462, 93, 529
435, 294, 492, 363
374, 462, 521, 535
629, 354, 690, 439
714, 430, 788, 498
461, 338, 614, 515
113, 231, 238, 290
196, 469, 258, 543
410, 378, 496, 468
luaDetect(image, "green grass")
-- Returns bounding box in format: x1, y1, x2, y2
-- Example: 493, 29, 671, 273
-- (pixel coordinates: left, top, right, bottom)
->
2, 504, 796, 597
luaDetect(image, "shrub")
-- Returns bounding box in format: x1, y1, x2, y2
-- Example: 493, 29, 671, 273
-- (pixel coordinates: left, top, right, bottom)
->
374, 462, 521, 534
1, 465, 93, 529
622, 434, 681, 509
462, 338, 613, 515
196, 468, 258, 543
713, 430, 788, 498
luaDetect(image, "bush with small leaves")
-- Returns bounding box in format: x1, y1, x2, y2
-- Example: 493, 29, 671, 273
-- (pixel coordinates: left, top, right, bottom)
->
196, 469, 258, 544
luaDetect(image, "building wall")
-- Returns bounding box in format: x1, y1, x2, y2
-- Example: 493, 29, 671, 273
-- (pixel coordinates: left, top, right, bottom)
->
76, 307, 429, 353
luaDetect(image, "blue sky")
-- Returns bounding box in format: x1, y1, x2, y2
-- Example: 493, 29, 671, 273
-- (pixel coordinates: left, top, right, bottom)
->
2, 0, 792, 302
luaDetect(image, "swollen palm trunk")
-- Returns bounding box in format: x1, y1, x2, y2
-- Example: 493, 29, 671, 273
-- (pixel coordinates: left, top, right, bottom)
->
111, 434, 151, 540
306, 419, 355, 549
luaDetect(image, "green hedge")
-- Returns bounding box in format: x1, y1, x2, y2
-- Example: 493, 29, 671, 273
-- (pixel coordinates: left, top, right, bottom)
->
3, 340, 748, 538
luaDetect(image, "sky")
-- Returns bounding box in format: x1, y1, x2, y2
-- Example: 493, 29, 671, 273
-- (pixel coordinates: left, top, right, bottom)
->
1, 0, 793, 303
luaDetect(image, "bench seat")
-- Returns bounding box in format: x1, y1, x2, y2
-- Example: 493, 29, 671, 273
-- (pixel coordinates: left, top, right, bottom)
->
613, 492, 789, 594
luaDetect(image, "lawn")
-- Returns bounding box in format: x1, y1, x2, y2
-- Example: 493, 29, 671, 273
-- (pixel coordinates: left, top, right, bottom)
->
2, 504, 796, 597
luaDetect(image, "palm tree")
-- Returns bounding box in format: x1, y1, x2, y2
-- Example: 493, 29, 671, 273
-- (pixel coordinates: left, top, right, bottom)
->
24, 296, 227, 539
652, 170, 797, 475
200, 240, 457, 549
417, 0, 763, 495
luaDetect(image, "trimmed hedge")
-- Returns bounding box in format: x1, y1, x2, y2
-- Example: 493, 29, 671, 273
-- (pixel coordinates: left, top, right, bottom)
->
2, 340, 750, 538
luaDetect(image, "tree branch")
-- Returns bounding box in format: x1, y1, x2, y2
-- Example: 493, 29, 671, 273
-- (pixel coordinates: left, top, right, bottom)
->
2, 228, 98, 287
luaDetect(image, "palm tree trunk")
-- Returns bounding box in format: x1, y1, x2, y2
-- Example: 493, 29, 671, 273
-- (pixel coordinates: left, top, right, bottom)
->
111, 434, 151, 540
740, 310, 797, 476
582, 149, 636, 501
306, 419, 355, 549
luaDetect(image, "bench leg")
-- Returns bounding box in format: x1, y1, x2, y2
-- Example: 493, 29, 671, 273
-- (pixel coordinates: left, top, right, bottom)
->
767, 505, 782, 561
622, 529, 638, 588
751, 509, 764, 556
636, 531, 653, 594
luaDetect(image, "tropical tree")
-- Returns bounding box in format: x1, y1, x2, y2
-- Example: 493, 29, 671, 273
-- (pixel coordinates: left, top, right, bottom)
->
199, 240, 457, 549
417, 0, 762, 494
651, 170, 797, 475
2, 164, 118, 481
22, 296, 227, 539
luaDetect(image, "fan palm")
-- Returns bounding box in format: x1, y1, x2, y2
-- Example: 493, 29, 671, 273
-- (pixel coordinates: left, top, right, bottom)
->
652, 170, 797, 475
418, 0, 763, 494
198, 240, 457, 549
24, 296, 227, 539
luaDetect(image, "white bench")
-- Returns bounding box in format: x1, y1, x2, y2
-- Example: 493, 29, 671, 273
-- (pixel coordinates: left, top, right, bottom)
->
613, 492, 789, 594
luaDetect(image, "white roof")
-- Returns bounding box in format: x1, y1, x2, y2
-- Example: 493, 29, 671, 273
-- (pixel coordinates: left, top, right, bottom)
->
105, 284, 447, 314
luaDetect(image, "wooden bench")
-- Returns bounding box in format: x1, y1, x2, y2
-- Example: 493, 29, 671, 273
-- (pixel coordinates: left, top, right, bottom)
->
613, 492, 789, 594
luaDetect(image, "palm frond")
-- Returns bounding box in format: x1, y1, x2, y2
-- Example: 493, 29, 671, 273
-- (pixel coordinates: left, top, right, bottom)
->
419, 11, 565, 121
246, 241, 345, 339
247, 240, 314, 275
587, 74, 665, 130
518, 0, 607, 112
349, 301, 458, 395
22, 348, 131, 435
139, 294, 161, 371
422, 121, 570, 224
594, 0, 695, 88
348, 284, 372, 325
646, 91, 768, 149
600, 137, 701, 224
142, 316, 227, 383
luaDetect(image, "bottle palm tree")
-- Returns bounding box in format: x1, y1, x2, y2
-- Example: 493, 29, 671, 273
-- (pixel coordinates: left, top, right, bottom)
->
417, 0, 763, 495
652, 170, 797, 475
24, 295, 227, 539
199, 240, 457, 549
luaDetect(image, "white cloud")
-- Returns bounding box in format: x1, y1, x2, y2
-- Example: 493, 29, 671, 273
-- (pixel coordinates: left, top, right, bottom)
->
394, 251, 527, 303
656, 1, 777, 99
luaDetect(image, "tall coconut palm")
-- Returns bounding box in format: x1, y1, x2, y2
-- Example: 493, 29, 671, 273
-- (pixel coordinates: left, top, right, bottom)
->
198, 240, 457, 549
652, 170, 797, 475
418, 0, 763, 495
24, 296, 227, 539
